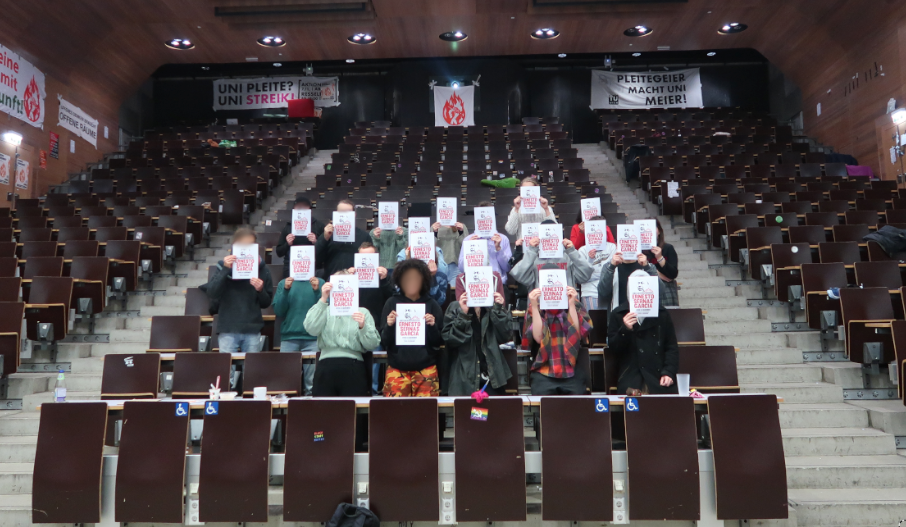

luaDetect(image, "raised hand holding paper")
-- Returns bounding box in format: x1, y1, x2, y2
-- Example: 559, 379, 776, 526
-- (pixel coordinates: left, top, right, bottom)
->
437, 197, 457, 226
395, 303, 426, 346
521, 222, 540, 243
466, 266, 495, 307
378, 202, 399, 230
635, 219, 657, 251
474, 206, 497, 237
232, 244, 258, 280
291, 209, 311, 236
539, 269, 568, 310
354, 253, 380, 288
329, 274, 359, 316
409, 217, 431, 234
462, 239, 488, 268
409, 232, 436, 262
538, 223, 564, 259
580, 198, 602, 221
332, 211, 356, 242
629, 270, 659, 322
585, 220, 608, 250
520, 186, 541, 214
617, 224, 641, 258
290, 246, 315, 280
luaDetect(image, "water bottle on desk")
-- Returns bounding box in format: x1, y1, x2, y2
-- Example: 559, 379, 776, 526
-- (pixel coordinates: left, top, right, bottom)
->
54, 370, 66, 402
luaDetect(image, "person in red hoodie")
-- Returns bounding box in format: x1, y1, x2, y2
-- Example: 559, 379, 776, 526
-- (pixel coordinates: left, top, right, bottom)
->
570, 211, 614, 250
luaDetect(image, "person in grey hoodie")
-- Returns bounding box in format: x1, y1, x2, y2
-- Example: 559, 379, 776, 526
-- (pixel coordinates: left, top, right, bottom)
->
597, 250, 662, 312
510, 220, 594, 291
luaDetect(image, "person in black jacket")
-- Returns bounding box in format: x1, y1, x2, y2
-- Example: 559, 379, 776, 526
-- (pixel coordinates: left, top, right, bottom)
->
203, 228, 274, 353
607, 301, 679, 395
275, 196, 325, 279
644, 219, 679, 307
316, 200, 369, 277
380, 259, 444, 396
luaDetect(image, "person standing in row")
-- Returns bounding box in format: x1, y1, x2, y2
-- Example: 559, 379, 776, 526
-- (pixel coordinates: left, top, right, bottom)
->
505, 177, 556, 236
370, 224, 408, 274
644, 219, 680, 307
459, 201, 512, 284
434, 220, 468, 283
510, 220, 593, 290
275, 196, 324, 278
316, 200, 369, 276
577, 215, 617, 310
608, 301, 679, 395
272, 275, 323, 395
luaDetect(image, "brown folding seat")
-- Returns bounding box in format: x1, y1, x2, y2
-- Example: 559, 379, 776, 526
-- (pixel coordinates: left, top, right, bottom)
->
677, 346, 739, 393
22, 241, 58, 260
782, 201, 813, 215
817, 201, 850, 214
666, 308, 706, 345
63, 240, 99, 258
832, 224, 870, 243
844, 210, 879, 226
818, 242, 862, 264
24, 276, 73, 341
855, 199, 888, 212
100, 352, 160, 399
171, 353, 231, 398
148, 316, 202, 352
0, 277, 21, 301
94, 227, 128, 242
242, 352, 303, 396
805, 211, 841, 227
0, 258, 18, 278
57, 227, 90, 243
105, 240, 140, 292
70, 256, 109, 314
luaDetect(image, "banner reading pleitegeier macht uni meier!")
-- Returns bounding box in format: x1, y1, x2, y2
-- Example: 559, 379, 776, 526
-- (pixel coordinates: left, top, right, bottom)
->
213, 76, 340, 111
590, 68, 702, 109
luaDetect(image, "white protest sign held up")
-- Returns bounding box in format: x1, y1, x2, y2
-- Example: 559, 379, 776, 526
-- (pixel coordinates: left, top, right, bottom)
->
465, 266, 495, 307
332, 211, 356, 242
538, 223, 564, 259
474, 206, 497, 238
409, 217, 431, 234
409, 232, 436, 262
585, 220, 608, 251
617, 224, 641, 258
329, 274, 359, 316
462, 238, 489, 268
395, 303, 426, 345
629, 270, 659, 322
378, 202, 399, 230
437, 197, 457, 226
232, 244, 258, 280
290, 246, 315, 281
354, 253, 380, 288
291, 209, 311, 236
635, 219, 657, 251
539, 269, 568, 310
520, 186, 541, 214
521, 223, 540, 243
580, 198, 601, 221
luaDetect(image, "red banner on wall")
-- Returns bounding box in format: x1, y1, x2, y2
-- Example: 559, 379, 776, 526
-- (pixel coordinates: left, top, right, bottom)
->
49, 131, 59, 159
39, 150, 47, 169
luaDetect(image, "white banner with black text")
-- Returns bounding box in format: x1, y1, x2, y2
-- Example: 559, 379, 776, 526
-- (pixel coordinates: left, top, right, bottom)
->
590, 68, 703, 109
57, 96, 98, 148
213, 76, 340, 111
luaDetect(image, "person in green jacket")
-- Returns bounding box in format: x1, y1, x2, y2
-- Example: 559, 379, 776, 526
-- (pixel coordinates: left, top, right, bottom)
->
303, 273, 382, 396
370, 225, 408, 271
273, 274, 323, 395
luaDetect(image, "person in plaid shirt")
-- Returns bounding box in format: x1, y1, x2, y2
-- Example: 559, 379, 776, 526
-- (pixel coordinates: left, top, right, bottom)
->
523, 266, 593, 395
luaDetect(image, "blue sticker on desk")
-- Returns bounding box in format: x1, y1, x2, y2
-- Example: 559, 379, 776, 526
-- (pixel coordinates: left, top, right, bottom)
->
175, 402, 189, 417
625, 397, 640, 412
205, 401, 219, 416
594, 398, 609, 413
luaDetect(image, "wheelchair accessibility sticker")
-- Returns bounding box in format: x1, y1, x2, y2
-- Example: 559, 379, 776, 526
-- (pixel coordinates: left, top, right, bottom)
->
175, 402, 189, 417
205, 401, 219, 416
625, 398, 640, 412
594, 398, 610, 413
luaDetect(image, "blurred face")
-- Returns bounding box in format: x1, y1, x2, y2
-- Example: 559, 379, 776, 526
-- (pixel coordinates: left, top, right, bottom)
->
234, 234, 256, 246
359, 247, 376, 254
521, 179, 538, 187
337, 203, 354, 212
294, 202, 310, 210
400, 268, 423, 297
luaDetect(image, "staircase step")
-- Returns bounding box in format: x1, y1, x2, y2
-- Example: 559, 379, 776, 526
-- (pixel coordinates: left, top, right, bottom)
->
778, 403, 870, 429
738, 364, 824, 384
786, 455, 906, 488
782, 427, 897, 456
788, 488, 906, 526
741, 382, 844, 404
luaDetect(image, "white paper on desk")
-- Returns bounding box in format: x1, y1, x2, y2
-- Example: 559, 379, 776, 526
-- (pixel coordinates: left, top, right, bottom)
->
354, 253, 380, 288
520, 186, 541, 214
521, 222, 540, 242
332, 211, 356, 242
539, 269, 568, 310
667, 181, 680, 198
409, 232, 436, 262
409, 216, 431, 234
585, 220, 608, 251
538, 223, 564, 259
617, 224, 641, 258
231, 244, 258, 280
581, 198, 601, 221
378, 202, 399, 230
629, 271, 659, 323
329, 274, 359, 316
474, 206, 497, 237
437, 197, 457, 226
289, 246, 315, 281
462, 238, 489, 268
291, 209, 311, 236
635, 219, 657, 251
395, 303, 425, 346
465, 266, 495, 307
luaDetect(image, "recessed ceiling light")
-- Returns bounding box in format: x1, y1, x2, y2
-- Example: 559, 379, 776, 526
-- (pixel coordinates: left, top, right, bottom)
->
624, 25, 653, 37
257, 36, 286, 47
165, 38, 194, 50
531, 28, 560, 40
557, 53, 567, 58
707, 51, 717, 56
348, 33, 376, 45
346, 59, 355, 63
273, 63, 282, 67
632, 52, 641, 57
201, 66, 210, 71
718, 22, 747, 34
440, 31, 468, 42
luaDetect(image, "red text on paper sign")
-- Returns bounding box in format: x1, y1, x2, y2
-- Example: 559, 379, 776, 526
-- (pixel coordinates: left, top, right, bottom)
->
412, 245, 433, 261
357, 267, 375, 282
542, 286, 564, 302
640, 230, 654, 247
465, 253, 485, 267
292, 259, 311, 275
586, 230, 604, 246
522, 196, 538, 210
477, 219, 494, 233
439, 208, 454, 221
293, 219, 309, 233
619, 239, 638, 253
333, 292, 355, 307
380, 214, 396, 226
335, 223, 352, 238
632, 292, 655, 309
583, 208, 599, 221
235, 258, 254, 273
541, 237, 560, 252
399, 321, 421, 337
468, 283, 490, 300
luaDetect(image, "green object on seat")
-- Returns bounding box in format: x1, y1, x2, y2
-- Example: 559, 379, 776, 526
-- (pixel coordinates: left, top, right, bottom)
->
480, 177, 520, 188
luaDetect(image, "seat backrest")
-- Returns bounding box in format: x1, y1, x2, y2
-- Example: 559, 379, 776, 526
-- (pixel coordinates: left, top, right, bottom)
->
745, 227, 783, 250
94, 227, 128, 242
832, 224, 870, 243
781, 201, 812, 214
100, 353, 160, 399
666, 308, 705, 345
184, 287, 211, 316
818, 242, 861, 264
0, 277, 21, 301
24, 257, 63, 278
725, 214, 760, 233
22, 241, 58, 259
677, 346, 739, 392
801, 263, 847, 294
743, 202, 775, 216
242, 352, 303, 396
804, 211, 840, 227
817, 200, 850, 214
844, 210, 879, 226
854, 261, 902, 289
28, 276, 74, 312
172, 353, 232, 397
18, 228, 52, 242
63, 240, 100, 258
148, 316, 201, 352
0, 257, 17, 277
788, 225, 826, 245
840, 287, 894, 325
70, 257, 109, 283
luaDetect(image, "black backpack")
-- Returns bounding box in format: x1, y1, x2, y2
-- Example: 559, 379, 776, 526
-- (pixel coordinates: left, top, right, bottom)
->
327, 503, 380, 527
863, 225, 906, 257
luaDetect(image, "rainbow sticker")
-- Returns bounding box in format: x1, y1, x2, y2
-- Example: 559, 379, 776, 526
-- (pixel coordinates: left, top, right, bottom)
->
314, 431, 325, 442
470, 407, 488, 421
